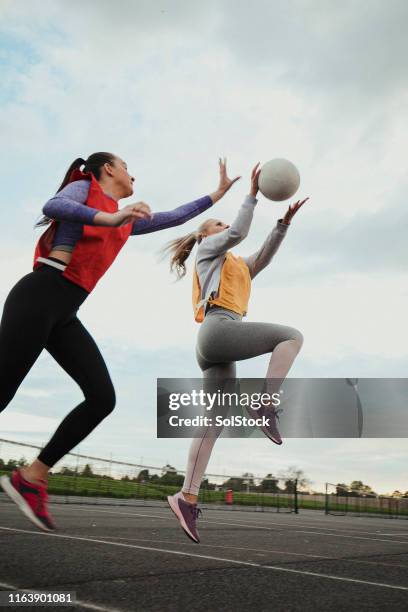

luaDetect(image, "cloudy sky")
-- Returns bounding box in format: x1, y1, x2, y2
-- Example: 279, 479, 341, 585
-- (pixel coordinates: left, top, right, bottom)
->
0, 0, 407, 494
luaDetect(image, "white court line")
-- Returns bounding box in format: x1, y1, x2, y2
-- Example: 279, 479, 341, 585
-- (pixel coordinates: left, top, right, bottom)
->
6, 496, 408, 534
99, 535, 408, 570
185, 513, 408, 537
58, 505, 408, 539
291, 530, 408, 546
1, 526, 408, 593
0, 580, 124, 612
151, 505, 408, 534
3, 504, 402, 543
66, 507, 408, 545
100, 534, 330, 559
192, 509, 408, 533
377, 533, 408, 537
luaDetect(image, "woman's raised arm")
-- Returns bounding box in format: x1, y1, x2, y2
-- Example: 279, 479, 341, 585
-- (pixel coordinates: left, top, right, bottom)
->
243, 197, 309, 279
198, 162, 261, 257
131, 158, 240, 236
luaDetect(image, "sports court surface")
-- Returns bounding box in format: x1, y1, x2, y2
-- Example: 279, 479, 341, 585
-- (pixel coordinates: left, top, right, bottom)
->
1, 498, 408, 611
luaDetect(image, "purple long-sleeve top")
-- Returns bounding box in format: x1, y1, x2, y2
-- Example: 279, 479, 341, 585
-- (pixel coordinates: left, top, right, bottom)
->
42, 180, 213, 252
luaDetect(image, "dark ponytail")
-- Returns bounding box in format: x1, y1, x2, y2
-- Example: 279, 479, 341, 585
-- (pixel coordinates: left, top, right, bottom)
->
55, 157, 87, 193
35, 151, 117, 228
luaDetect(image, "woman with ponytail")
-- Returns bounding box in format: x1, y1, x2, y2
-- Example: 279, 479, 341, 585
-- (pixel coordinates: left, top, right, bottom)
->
0, 153, 238, 531
164, 162, 309, 543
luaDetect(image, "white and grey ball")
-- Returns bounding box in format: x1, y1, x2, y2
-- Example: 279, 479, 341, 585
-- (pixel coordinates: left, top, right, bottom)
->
258, 158, 300, 201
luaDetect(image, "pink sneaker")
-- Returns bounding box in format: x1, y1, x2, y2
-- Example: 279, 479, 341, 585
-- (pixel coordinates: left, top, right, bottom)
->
0, 470, 56, 532
245, 404, 283, 445
167, 491, 202, 543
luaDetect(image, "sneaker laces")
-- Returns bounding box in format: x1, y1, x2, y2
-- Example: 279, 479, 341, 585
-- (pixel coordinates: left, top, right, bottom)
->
191, 506, 202, 521
273, 407, 283, 421
264, 405, 283, 422
37, 483, 49, 514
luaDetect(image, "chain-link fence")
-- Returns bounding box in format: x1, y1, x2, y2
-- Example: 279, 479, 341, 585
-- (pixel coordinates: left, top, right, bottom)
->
324, 482, 408, 519
0, 439, 298, 513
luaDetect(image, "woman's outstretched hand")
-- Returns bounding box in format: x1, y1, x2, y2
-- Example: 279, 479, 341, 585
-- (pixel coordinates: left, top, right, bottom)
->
114, 203, 153, 227
281, 197, 309, 225
210, 157, 241, 204
95, 202, 153, 227
250, 162, 261, 198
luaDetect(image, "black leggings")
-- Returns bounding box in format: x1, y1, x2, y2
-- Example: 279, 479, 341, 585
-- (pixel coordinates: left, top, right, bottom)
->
0, 264, 116, 467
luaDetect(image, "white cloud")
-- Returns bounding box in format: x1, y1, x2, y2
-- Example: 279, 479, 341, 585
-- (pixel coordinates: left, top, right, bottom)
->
0, 411, 59, 433
17, 388, 53, 399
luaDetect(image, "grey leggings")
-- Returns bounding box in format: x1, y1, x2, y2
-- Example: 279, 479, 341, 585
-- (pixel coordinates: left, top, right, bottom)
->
183, 306, 303, 495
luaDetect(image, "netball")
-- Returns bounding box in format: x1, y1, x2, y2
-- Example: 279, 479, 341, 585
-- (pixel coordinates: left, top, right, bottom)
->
258, 158, 301, 201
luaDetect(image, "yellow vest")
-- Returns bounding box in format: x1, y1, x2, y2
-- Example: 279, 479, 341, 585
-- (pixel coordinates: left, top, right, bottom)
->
192, 252, 252, 323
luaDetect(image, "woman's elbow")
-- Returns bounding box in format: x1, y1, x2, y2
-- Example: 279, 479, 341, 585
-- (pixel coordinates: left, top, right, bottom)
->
289, 329, 304, 353
42, 200, 53, 217
229, 228, 249, 242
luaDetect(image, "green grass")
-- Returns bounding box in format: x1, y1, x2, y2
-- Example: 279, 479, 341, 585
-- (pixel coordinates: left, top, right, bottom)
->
2, 469, 405, 517
0, 469, 295, 509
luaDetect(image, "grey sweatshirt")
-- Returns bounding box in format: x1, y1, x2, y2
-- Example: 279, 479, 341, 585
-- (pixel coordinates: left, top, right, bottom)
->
195, 194, 289, 315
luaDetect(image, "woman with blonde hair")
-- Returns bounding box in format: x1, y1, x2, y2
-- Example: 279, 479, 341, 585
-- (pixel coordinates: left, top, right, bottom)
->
164, 160, 308, 542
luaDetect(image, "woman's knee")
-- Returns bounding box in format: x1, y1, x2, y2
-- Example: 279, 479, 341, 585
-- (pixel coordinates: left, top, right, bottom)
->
104, 385, 116, 416
85, 380, 116, 417
100, 383, 116, 416
288, 328, 304, 352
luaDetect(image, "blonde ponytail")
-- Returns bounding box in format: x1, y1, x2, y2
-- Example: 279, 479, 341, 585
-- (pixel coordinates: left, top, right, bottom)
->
162, 232, 199, 278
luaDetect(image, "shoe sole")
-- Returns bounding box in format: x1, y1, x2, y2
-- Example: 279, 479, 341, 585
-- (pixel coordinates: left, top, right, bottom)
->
0, 475, 53, 532
246, 407, 282, 445
261, 427, 283, 445
167, 495, 199, 543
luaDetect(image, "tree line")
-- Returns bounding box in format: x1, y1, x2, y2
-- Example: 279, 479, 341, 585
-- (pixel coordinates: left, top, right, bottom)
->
3, 456, 404, 497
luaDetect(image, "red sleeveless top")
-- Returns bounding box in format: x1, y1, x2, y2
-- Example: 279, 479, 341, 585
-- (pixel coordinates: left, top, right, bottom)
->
33, 169, 132, 292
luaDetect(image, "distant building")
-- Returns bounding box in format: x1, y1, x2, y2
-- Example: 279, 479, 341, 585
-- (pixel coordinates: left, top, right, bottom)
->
161, 464, 177, 477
